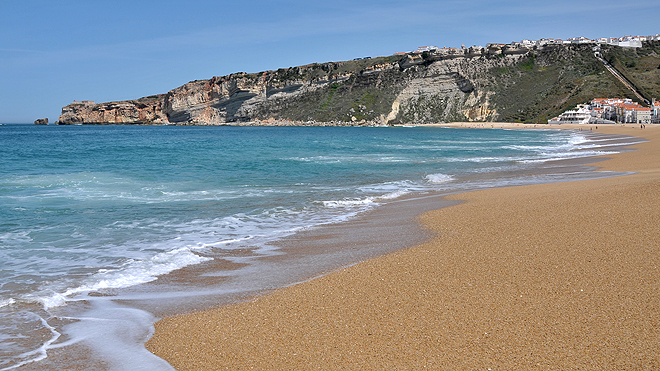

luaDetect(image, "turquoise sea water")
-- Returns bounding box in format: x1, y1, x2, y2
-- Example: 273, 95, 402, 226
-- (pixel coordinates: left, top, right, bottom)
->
0, 124, 641, 369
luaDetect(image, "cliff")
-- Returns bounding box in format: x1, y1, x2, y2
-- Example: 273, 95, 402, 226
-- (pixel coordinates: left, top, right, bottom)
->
58, 42, 660, 125
59, 97, 168, 125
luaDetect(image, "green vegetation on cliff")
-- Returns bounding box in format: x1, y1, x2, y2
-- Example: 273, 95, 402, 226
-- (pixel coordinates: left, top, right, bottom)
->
264, 56, 407, 123
601, 41, 660, 103
486, 45, 632, 123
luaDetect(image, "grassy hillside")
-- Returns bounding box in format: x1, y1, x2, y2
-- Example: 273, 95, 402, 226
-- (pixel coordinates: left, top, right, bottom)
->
485, 44, 643, 123
277, 67, 406, 123
261, 56, 408, 123
600, 40, 660, 103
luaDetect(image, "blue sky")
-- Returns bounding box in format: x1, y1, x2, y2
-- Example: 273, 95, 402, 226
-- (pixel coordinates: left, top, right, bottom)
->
1, 0, 658, 123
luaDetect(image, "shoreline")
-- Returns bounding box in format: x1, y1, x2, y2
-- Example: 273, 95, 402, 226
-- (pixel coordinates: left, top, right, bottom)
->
424, 122, 653, 130
146, 124, 660, 369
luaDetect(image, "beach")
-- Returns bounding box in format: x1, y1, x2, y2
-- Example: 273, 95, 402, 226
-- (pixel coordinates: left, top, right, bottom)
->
146, 124, 660, 369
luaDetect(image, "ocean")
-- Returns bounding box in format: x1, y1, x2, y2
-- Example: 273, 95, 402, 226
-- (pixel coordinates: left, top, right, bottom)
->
0, 124, 641, 370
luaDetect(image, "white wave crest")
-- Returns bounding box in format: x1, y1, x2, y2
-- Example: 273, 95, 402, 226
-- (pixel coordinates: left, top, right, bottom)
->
425, 173, 454, 184
39, 247, 211, 309
0, 298, 16, 308
322, 198, 375, 208
377, 190, 410, 200
569, 133, 588, 145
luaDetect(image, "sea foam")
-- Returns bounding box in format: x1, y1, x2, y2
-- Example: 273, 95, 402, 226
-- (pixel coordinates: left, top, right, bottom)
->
39, 247, 211, 310
425, 173, 454, 184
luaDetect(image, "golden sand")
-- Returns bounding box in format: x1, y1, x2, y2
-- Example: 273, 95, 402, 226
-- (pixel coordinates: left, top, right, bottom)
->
147, 124, 660, 370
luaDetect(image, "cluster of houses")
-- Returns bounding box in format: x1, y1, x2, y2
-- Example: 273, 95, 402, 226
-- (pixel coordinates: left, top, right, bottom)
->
514, 34, 660, 48
550, 98, 660, 125
397, 33, 660, 56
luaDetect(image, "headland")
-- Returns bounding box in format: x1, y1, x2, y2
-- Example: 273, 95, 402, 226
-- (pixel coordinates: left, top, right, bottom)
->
56, 40, 660, 127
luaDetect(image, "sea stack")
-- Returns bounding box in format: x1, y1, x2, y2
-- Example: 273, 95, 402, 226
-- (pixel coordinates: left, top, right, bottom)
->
33, 118, 48, 125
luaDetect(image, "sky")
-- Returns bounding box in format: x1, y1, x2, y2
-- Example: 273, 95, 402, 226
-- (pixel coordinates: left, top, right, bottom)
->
1, 0, 658, 123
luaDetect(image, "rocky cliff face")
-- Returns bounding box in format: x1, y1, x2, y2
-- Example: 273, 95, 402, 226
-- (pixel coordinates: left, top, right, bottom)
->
59, 96, 168, 125
58, 44, 635, 125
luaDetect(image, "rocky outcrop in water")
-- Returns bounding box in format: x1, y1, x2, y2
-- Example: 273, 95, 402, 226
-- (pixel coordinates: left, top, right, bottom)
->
33, 118, 48, 125
59, 43, 649, 125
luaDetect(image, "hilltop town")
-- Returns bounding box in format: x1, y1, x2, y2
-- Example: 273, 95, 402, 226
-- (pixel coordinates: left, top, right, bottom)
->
400, 33, 660, 56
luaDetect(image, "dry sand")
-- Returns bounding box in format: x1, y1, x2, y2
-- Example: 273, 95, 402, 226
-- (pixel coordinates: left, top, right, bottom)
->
147, 124, 660, 370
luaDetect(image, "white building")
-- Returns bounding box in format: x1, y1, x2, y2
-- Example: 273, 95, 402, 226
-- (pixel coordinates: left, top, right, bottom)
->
653, 100, 660, 123
417, 46, 439, 52
618, 39, 643, 48
548, 105, 594, 124
632, 107, 652, 124
567, 36, 594, 44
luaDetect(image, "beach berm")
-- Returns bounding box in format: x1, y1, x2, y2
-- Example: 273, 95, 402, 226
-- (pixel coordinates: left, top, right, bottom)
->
147, 124, 660, 370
